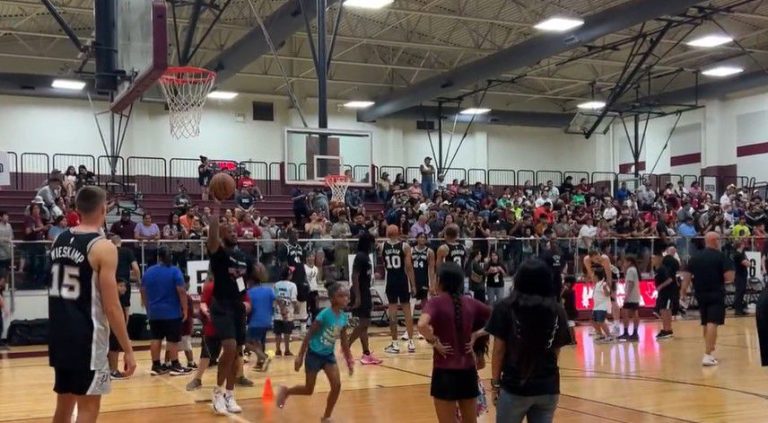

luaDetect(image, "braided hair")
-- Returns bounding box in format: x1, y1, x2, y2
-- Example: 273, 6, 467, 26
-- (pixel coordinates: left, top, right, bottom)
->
510, 259, 560, 383
438, 261, 466, 345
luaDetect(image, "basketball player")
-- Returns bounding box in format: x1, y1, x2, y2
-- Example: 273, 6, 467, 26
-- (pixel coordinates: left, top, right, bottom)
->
436, 224, 467, 280
348, 232, 382, 365
381, 225, 417, 354
412, 232, 436, 309
401, 233, 435, 342
584, 249, 621, 335
49, 186, 136, 423
207, 202, 249, 414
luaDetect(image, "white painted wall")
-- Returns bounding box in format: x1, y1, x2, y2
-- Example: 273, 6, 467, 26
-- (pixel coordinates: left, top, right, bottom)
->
607, 90, 768, 182
0, 94, 609, 182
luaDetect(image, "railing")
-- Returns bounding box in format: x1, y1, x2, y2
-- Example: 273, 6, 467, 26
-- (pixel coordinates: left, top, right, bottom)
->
19, 152, 49, 190
126, 156, 167, 194
1, 150, 759, 199
5, 235, 765, 295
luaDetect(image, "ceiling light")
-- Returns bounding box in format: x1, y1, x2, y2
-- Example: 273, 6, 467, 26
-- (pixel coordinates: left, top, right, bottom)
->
343, 100, 375, 109
51, 79, 86, 90
459, 108, 491, 115
207, 91, 239, 100
577, 101, 606, 110
701, 66, 743, 77
686, 34, 733, 48
344, 0, 394, 9
533, 17, 584, 32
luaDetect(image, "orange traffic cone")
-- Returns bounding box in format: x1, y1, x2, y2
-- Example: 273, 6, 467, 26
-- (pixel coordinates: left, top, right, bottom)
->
262, 377, 274, 401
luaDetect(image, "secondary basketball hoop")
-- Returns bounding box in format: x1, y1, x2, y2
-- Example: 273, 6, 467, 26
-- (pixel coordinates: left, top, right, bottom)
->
158, 66, 216, 139
324, 175, 350, 203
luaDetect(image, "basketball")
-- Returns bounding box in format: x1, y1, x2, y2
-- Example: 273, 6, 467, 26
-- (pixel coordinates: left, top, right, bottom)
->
209, 172, 236, 201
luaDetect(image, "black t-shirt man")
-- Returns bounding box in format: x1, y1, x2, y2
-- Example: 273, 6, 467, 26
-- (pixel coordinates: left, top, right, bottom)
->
351, 251, 372, 318
539, 248, 563, 295
116, 246, 137, 307
733, 250, 748, 282
485, 299, 571, 396
686, 248, 734, 302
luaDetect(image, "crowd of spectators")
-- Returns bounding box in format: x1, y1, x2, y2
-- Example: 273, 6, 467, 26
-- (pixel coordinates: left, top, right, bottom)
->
375, 158, 768, 277
3, 158, 768, 292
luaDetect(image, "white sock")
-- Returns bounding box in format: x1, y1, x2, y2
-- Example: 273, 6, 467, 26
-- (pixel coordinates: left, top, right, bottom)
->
226, 390, 234, 397
301, 323, 307, 332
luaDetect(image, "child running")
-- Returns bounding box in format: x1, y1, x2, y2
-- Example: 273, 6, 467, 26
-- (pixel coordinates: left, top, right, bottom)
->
592, 268, 614, 343
246, 263, 275, 371
276, 282, 354, 422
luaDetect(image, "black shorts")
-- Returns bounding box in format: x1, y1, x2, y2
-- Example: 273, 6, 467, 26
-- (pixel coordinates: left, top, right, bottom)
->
109, 332, 122, 352
149, 318, 182, 343
415, 280, 429, 301
656, 288, 679, 315
0, 259, 10, 279
698, 298, 725, 326
53, 367, 111, 396
273, 320, 294, 335
430, 368, 479, 401
623, 302, 640, 310
210, 299, 246, 345
119, 288, 131, 308
200, 336, 222, 364
386, 280, 410, 304
351, 290, 373, 319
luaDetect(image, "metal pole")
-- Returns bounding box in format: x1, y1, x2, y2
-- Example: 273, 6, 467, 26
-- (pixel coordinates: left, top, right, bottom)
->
316, 0, 328, 176
9, 242, 15, 313
437, 102, 444, 174
633, 114, 640, 178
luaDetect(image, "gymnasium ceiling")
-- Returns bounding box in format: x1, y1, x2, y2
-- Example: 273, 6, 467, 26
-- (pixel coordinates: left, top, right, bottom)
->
2, 0, 768, 116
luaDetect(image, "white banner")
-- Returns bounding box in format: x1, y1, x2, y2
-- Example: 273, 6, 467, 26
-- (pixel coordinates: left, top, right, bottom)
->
187, 260, 209, 294
0, 152, 10, 187
746, 251, 762, 280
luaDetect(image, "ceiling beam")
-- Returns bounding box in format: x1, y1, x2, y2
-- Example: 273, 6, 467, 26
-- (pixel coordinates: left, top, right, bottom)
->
358, 0, 706, 121
203, 0, 340, 82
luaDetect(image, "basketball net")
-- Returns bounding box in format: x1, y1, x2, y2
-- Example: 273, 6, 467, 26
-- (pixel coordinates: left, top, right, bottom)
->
324, 175, 350, 203
158, 66, 216, 139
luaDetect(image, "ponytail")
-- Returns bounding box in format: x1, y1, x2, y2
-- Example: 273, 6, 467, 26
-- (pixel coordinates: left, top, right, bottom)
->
451, 290, 463, 346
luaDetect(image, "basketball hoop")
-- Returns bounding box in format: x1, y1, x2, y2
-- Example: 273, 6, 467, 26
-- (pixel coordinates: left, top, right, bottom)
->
324, 175, 350, 203
158, 66, 216, 139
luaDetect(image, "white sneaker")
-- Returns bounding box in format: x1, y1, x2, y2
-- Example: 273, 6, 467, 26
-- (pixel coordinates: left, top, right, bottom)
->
400, 332, 409, 341
384, 342, 400, 354
702, 354, 719, 367
407, 340, 416, 353
224, 392, 242, 413
212, 388, 228, 415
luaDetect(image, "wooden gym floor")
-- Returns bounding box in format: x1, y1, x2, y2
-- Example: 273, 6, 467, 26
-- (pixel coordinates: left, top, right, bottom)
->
1, 316, 767, 423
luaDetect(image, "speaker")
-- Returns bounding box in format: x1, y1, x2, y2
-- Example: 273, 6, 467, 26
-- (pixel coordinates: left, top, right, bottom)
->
252, 101, 274, 121
416, 120, 435, 130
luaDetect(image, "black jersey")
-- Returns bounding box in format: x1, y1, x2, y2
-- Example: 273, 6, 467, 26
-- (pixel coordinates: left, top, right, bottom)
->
48, 230, 109, 371
445, 242, 467, 270
285, 243, 308, 296
285, 243, 305, 267
412, 246, 430, 286
383, 241, 407, 285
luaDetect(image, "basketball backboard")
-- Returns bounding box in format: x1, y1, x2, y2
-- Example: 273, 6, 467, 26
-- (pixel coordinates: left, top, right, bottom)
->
284, 128, 373, 188
110, 0, 168, 112
566, 111, 617, 136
